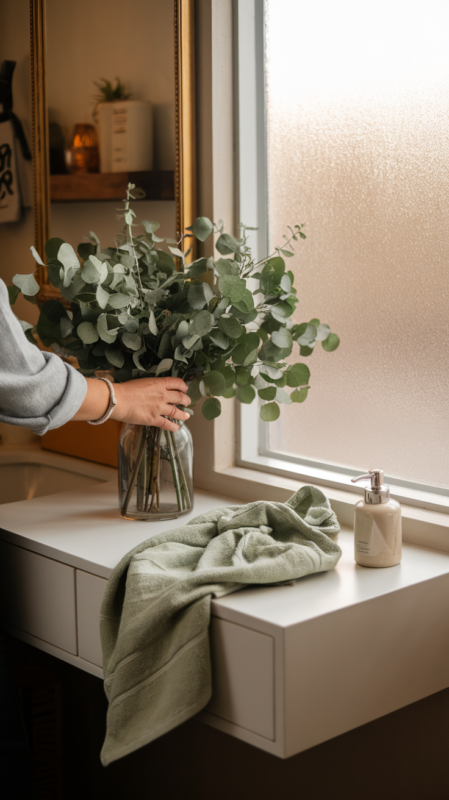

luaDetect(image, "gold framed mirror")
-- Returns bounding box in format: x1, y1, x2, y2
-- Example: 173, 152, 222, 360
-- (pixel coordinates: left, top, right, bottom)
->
29, 0, 197, 305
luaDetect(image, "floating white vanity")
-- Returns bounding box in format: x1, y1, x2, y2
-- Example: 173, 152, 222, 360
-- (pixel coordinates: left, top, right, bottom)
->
1, 446, 449, 759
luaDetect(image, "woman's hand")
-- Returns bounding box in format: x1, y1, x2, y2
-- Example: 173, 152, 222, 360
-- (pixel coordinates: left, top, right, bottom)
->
72, 377, 191, 431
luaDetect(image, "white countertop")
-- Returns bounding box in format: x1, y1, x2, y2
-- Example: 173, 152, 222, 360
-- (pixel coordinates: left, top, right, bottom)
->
3, 456, 449, 758
2, 478, 449, 631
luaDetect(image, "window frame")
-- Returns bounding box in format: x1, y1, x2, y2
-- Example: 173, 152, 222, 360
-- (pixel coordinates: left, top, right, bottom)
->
234, 0, 449, 515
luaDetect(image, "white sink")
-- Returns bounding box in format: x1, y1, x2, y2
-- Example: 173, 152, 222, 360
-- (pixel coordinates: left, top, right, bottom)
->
0, 446, 116, 505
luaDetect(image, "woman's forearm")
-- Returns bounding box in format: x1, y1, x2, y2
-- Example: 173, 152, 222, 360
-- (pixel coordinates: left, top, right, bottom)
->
70, 377, 110, 422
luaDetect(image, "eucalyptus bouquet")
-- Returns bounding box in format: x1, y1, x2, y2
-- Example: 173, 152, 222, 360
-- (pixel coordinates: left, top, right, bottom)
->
9, 184, 339, 517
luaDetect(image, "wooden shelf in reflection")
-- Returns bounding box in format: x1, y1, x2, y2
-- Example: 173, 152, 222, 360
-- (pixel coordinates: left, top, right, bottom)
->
50, 171, 175, 202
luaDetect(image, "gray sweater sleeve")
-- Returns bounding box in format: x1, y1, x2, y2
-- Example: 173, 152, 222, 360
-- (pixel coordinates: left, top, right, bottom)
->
0, 279, 87, 435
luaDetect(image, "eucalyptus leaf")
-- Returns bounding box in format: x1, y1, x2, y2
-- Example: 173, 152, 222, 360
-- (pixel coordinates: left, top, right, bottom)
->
77, 242, 97, 262
174, 345, 189, 364
275, 387, 292, 404
188, 282, 214, 310
236, 384, 256, 404
157, 331, 172, 359
202, 370, 226, 396
259, 339, 290, 362
122, 332, 142, 351
156, 358, 173, 375
97, 313, 119, 344
124, 318, 139, 333
149, 310, 158, 335
60, 317, 74, 338
271, 328, 292, 350
222, 387, 236, 399
260, 365, 284, 381
142, 220, 160, 234
316, 323, 331, 342
218, 275, 245, 300
291, 386, 310, 403
202, 397, 222, 420
45, 237, 65, 262
107, 293, 132, 309
30, 245, 45, 266
105, 346, 125, 368
260, 257, 285, 293
7, 285, 21, 305
81, 255, 108, 285
182, 334, 201, 350
77, 321, 99, 344
175, 319, 189, 344
12, 273, 40, 297
58, 243, 80, 287
61, 275, 85, 303
235, 368, 252, 386
218, 315, 242, 338
286, 363, 310, 387
230, 306, 258, 324
213, 297, 230, 318
208, 330, 229, 349
214, 258, 234, 277
187, 258, 208, 278
295, 323, 318, 345
187, 378, 203, 405
280, 273, 292, 293
216, 233, 241, 255
169, 246, 185, 259
258, 386, 276, 401
96, 284, 110, 309
192, 216, 213, 242
322, 333, 340, 352
133, 345, 147, 371
189, 310, 214, 337
231, 288, 255, 313
271, 301, 294, 322
260, 402, 280, 422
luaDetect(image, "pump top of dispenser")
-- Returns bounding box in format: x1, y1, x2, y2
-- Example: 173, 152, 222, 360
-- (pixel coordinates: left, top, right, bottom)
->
351, 469, 390, 504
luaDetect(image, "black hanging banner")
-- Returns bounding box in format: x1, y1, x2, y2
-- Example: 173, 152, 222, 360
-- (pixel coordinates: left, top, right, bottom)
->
0, 60, 31, 222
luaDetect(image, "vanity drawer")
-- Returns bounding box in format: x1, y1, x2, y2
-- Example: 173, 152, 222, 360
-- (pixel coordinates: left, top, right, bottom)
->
207, 617, 274, 740
0, 540, 77, 654
76, 570, 107, 666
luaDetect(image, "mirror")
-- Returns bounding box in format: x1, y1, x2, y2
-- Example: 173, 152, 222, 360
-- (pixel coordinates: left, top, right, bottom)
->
30, 0, 196, 302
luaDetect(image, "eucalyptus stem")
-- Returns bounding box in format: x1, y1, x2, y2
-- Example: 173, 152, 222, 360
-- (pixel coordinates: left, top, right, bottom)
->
121, 426, 147, 517
148, 428, 162, 513
171, 430, 191, 510
166, 431, 184, 511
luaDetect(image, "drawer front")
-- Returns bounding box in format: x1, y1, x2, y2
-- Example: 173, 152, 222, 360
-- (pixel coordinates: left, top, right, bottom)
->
0, 540, 77, 654
76, 570, 107, 667
207, 617, 274, 740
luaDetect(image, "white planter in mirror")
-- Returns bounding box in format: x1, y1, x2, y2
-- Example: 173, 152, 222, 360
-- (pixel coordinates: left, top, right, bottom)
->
97, 100, 153, 173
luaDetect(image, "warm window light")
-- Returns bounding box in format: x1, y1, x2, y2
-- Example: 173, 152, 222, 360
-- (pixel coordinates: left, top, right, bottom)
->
264, 0, 449, 489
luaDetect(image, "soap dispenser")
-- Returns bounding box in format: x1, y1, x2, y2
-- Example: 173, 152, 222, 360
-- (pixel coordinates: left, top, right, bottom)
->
351, 469, 401, 568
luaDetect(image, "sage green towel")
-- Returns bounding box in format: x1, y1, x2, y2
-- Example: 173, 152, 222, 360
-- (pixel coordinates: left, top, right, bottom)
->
100, 486, 342, 765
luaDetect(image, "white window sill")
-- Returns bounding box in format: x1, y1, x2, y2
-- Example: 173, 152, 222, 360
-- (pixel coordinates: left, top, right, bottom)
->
194, 463, 449, 555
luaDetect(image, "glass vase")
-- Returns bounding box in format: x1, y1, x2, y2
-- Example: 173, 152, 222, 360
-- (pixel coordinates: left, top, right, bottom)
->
118, 422, 193, 521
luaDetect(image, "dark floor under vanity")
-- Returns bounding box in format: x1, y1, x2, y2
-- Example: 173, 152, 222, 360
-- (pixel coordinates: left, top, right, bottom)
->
8, 636, 449, 800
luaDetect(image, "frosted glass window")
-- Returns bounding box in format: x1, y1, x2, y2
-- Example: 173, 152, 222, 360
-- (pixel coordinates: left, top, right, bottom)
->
265, 0, 449, 490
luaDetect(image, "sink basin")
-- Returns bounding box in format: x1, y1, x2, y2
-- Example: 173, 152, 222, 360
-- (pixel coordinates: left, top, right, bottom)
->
0, 447, 116, 505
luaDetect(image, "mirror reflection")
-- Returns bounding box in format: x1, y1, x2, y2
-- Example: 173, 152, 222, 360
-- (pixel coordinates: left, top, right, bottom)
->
46, 0, 176, 246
